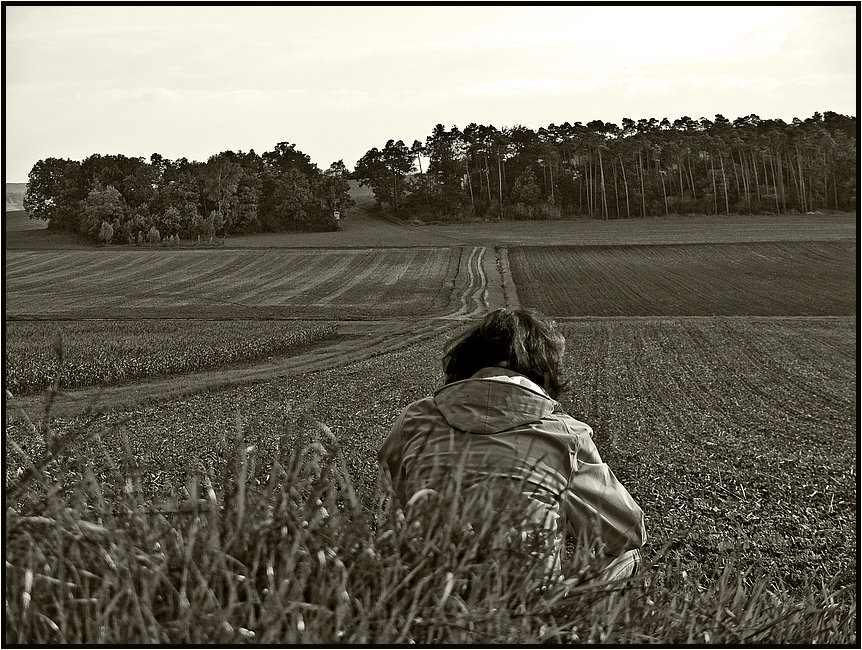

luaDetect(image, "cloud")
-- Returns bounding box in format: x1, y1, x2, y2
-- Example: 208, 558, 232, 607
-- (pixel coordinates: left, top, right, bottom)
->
459, 78, 587, 95
400, 26, 583, 53
459, 75, 787, 97
78, 86, 302, 106
89, 87, 185, 103
219, 88, 302, 104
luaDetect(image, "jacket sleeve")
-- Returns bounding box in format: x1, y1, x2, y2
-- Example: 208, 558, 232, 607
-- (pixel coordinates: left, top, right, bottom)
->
562, 431, 646, 557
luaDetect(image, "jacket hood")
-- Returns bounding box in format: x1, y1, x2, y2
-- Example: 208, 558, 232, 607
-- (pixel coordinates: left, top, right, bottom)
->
433, 367, 556, 434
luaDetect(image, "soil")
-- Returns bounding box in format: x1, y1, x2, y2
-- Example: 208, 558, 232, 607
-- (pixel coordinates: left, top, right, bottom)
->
4, 191, 855, 419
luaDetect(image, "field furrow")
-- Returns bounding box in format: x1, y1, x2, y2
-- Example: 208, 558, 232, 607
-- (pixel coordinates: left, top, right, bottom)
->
428, 247, 464, 314
238, 251, 322, 305
5, 247, 466, 319
175, 252, 273, 297
555, 318, 856, 568
316, 252, 386, 305
195, 250, 285, 302
510, 241, 856, 317
304, 251, 379, 307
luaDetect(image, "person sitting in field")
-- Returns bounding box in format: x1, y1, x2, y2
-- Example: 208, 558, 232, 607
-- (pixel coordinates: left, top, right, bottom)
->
378, 308, 646, 581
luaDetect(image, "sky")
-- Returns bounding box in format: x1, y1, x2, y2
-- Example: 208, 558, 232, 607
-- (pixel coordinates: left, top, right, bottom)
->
4, 4, 858, 182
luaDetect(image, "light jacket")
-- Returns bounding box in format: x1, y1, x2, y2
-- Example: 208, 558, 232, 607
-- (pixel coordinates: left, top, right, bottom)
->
378, 367, 646, 563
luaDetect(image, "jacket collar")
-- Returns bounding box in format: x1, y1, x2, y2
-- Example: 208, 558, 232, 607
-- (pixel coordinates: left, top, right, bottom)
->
433, 368, 556, 434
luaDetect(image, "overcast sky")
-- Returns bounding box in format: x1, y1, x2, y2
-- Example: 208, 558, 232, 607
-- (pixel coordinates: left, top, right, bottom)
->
4, 4, 857, 182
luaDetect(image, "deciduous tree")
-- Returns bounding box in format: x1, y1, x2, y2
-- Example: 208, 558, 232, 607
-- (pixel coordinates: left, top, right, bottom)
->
23, 158, 85, 230
79, 185, 127, 240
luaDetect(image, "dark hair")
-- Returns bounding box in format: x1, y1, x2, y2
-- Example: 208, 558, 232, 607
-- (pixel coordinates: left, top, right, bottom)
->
442, 308, 569, 398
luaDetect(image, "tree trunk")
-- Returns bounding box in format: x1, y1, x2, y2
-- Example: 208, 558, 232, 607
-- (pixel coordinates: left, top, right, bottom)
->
466, 160, 475, 215
484, 155, 492, 204
577, 170, 582, 214
832, 153, 838, 210
785, 151, 798, 211
719, 152, 730, 214
780, 153, 787, 212
688, 159, 697, 201
638, 152, 647, 217
394, 171, 400, 213
731, 151, 741, 199
497, 154, 504, 219
619, 153, 631, 218
710, 158, 718, 215
798, 147, 807, 212
823, 150, 828, 210
593, 155, 599, 217
791, 147, 805, 212
598, 146, 609, 219
659, 165, 668, 216
751, 150, 760, 204
767, 151, 780, 214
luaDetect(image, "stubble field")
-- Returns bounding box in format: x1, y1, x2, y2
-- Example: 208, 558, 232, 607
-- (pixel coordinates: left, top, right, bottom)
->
3, 209, 857, 638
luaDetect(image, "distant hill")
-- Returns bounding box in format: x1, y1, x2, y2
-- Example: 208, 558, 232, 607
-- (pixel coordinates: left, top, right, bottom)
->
6, 183, 27, 211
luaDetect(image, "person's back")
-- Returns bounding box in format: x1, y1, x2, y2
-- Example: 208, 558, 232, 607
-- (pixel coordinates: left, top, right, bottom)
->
379, 308, 646, 579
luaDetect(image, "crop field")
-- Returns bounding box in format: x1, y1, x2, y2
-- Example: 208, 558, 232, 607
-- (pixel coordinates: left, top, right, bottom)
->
223, 210, 857, 249
4, 320, 338, 396
3, 211, 857, 642
5, 317, 855, 591
6, 240, 855, 321
510, 241, 856, 316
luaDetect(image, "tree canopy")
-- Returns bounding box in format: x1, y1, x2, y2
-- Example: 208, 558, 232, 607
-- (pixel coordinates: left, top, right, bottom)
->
24, 143, 354, 244
353, 112, 856, 221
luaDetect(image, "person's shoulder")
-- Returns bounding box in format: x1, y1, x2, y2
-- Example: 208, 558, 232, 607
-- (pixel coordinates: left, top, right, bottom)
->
550, 411, 594, 438
397, 395, 444, 423
402, 395, 437, 413
393, 396, 448, 441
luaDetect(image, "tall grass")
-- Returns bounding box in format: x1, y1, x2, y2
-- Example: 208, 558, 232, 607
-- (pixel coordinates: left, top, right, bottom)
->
5, 366, 856, 644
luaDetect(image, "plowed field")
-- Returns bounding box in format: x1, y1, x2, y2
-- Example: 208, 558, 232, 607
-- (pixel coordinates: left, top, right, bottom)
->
4, 247, 464, 320
509, 241, 856, 316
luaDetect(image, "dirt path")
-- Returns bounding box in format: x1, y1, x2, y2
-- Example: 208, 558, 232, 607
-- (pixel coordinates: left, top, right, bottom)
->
9, 320, 449, 418
9, 243, 497, 419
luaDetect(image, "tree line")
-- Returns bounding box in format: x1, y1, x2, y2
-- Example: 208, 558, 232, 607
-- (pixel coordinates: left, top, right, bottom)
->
23, 111, 856, 242
23, 143, 354, 244
355, 111, 856, 221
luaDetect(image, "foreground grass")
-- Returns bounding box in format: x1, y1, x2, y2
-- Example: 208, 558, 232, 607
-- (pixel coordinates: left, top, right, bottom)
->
5, 318, 856, 643
5, 409, 855, 644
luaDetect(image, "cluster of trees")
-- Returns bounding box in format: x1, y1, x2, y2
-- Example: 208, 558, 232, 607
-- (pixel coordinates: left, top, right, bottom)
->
23, 112, 856, 239
354, 112, 856, 221
23, 143, 354, 244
